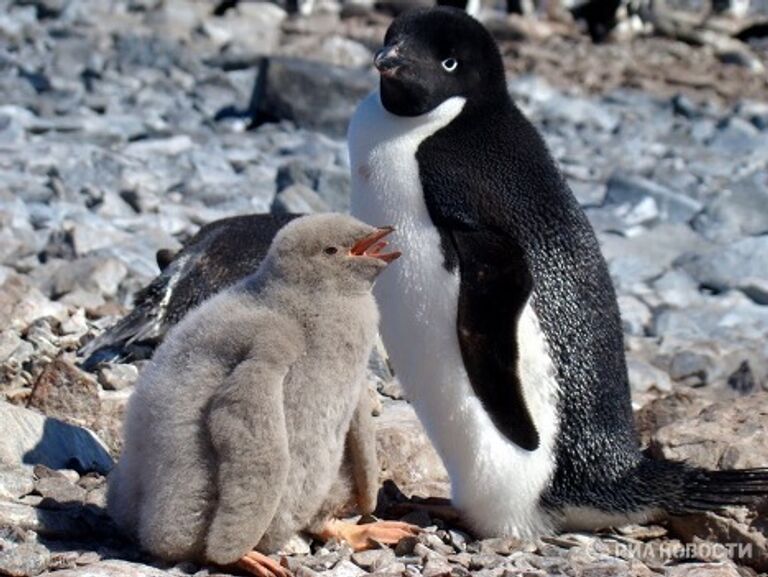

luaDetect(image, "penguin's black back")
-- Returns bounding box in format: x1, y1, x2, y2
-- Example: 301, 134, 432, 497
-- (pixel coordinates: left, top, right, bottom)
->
79, 213, 299, 369
416, 95, 642, 509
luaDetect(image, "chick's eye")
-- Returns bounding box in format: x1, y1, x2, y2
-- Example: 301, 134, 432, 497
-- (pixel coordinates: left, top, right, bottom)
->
324, 246, 338, 255
441, 58, 458, 72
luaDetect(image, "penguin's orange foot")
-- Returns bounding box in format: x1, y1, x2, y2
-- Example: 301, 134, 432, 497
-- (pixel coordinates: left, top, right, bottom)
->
236, 551, 291, 577
321, 519, 421, 551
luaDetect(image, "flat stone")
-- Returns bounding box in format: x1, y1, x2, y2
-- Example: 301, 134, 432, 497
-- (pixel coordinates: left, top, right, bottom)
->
737, 277, 768, 305
676, 236, 768, 292
600, 224, 707, 291
0, 540, 51, 577
0, 500, 104, 540
272, 183, 329, 215
617, 295, 651, 336
34, 476, 87, 506
627, 358, 672, 394
664, 561, 742, 576
96, 363, 138, 391
257, 57, 377, 137
279, 35, 373, 68
606, 173, 703, 224
27, 358, 102, 427
36, 560, 175, 576
0, 274, 69, 331
0, 466, 34, 500
351, 548, 395, 571
694, 170, 768, 241
649, 391, 768, 471
0, 401, 113, 475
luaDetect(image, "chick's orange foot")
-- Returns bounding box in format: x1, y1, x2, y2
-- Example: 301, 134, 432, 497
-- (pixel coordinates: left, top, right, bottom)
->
320, 519, 421, 551
234, 551, 291, 577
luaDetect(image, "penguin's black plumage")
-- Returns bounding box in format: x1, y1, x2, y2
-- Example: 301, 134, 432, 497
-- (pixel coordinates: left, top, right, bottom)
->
79, 213, 300, 369
350, 6, 768, 537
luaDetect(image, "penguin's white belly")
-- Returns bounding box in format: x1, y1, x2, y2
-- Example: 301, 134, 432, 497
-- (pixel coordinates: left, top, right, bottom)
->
349, 92, 560, 538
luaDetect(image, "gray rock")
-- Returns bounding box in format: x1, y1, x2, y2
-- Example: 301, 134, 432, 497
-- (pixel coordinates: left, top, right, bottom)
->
600, 224, 707, 290
272, 183, 330, 214
201, 2, 285, 54
351, 548, 396, 571
36, 560, 175, 576
737, 277, 768, 305
0, 274, 69, 330
617, 295, 651, 336
540, 93, 620, 132
651, 270, 702, 308
627, 358, 672, 394
0, 401, 113, 475
279, 35, 373, 68
0, 499, 104, 541
605, 173, 703, 224
0, 466, 35, 500
0, 539, 51, 577
0, 330, 30, 364
694, 170, 768, 241
676, 236, 768, 292
46, 257, 127, 300
97, 364, 138, 391
257, 57, 377, 137
709, 116, 766, 155
568, 179, 607, 207
651, 391, 768, 472
654, 292, 768, 342
34, 476, 87, 506
669, 350, 710, 385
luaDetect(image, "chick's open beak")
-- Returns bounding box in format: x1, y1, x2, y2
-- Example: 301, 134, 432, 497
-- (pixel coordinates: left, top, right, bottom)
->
350, 226, 401, 263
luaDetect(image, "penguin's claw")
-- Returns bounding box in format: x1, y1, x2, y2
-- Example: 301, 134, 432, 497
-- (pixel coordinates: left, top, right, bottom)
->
321, 519, 421, 551
236, 551, 291, 577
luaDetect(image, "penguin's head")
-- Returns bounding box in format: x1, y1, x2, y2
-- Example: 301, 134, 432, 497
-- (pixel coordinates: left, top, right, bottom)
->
375, 7, 507, 117
268, 214, 400, 291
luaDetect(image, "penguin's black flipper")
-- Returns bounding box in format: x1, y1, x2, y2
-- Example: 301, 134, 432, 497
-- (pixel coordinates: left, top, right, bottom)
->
79, 213, 301, 369
450, 227, 540, 451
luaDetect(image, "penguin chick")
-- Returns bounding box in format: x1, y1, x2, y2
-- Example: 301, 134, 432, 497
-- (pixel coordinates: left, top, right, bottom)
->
107, 214, 415, 574
79, 213, 300, 369
350, 7, 768, 539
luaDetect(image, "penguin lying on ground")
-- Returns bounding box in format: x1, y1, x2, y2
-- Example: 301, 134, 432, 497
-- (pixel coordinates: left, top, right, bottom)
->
107, 214, 416, 576
79, 213, 300, 369
349, 6, 768, 538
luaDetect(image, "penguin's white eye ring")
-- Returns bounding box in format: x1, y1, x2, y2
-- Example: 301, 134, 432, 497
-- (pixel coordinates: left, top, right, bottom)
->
324, 246, 338, 255
441, 58, 458, 72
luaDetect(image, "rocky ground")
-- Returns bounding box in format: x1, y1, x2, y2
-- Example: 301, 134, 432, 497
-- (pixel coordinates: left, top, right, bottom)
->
1, 0, 768, 576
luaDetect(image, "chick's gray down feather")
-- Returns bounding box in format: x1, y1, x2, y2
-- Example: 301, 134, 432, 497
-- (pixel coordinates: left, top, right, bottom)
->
107, 213, 392, 564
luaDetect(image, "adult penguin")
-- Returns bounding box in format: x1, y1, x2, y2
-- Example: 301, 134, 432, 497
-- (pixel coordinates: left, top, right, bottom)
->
349, 6, 768, 538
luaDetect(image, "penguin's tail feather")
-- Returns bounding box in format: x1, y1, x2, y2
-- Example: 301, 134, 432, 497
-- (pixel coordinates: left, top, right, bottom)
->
77, 254, 185, 370
77, 286, 165, 371
675, 467, 768, 513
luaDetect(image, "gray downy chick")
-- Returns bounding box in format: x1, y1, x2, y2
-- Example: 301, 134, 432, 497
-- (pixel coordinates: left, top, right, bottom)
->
107, 213, 415, 573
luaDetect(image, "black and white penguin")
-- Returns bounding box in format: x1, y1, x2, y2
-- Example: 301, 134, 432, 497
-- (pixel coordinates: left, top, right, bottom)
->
349, 6, 768, 538
79, 213, 300, 369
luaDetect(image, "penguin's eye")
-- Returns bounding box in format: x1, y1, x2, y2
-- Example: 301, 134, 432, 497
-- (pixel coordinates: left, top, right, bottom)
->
441, 58, 458, 73
324, 246, 338, 255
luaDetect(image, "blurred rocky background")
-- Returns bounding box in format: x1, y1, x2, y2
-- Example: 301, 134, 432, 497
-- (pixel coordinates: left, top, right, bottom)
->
1, 0, 768, 575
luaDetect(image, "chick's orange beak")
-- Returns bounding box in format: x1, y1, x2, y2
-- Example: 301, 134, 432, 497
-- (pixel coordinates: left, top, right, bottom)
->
350, 226, 401, 263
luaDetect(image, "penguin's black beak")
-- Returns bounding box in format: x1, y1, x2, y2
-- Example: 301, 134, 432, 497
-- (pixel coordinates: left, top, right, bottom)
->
374, 44, 405, 78
350, 227, 401, 263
